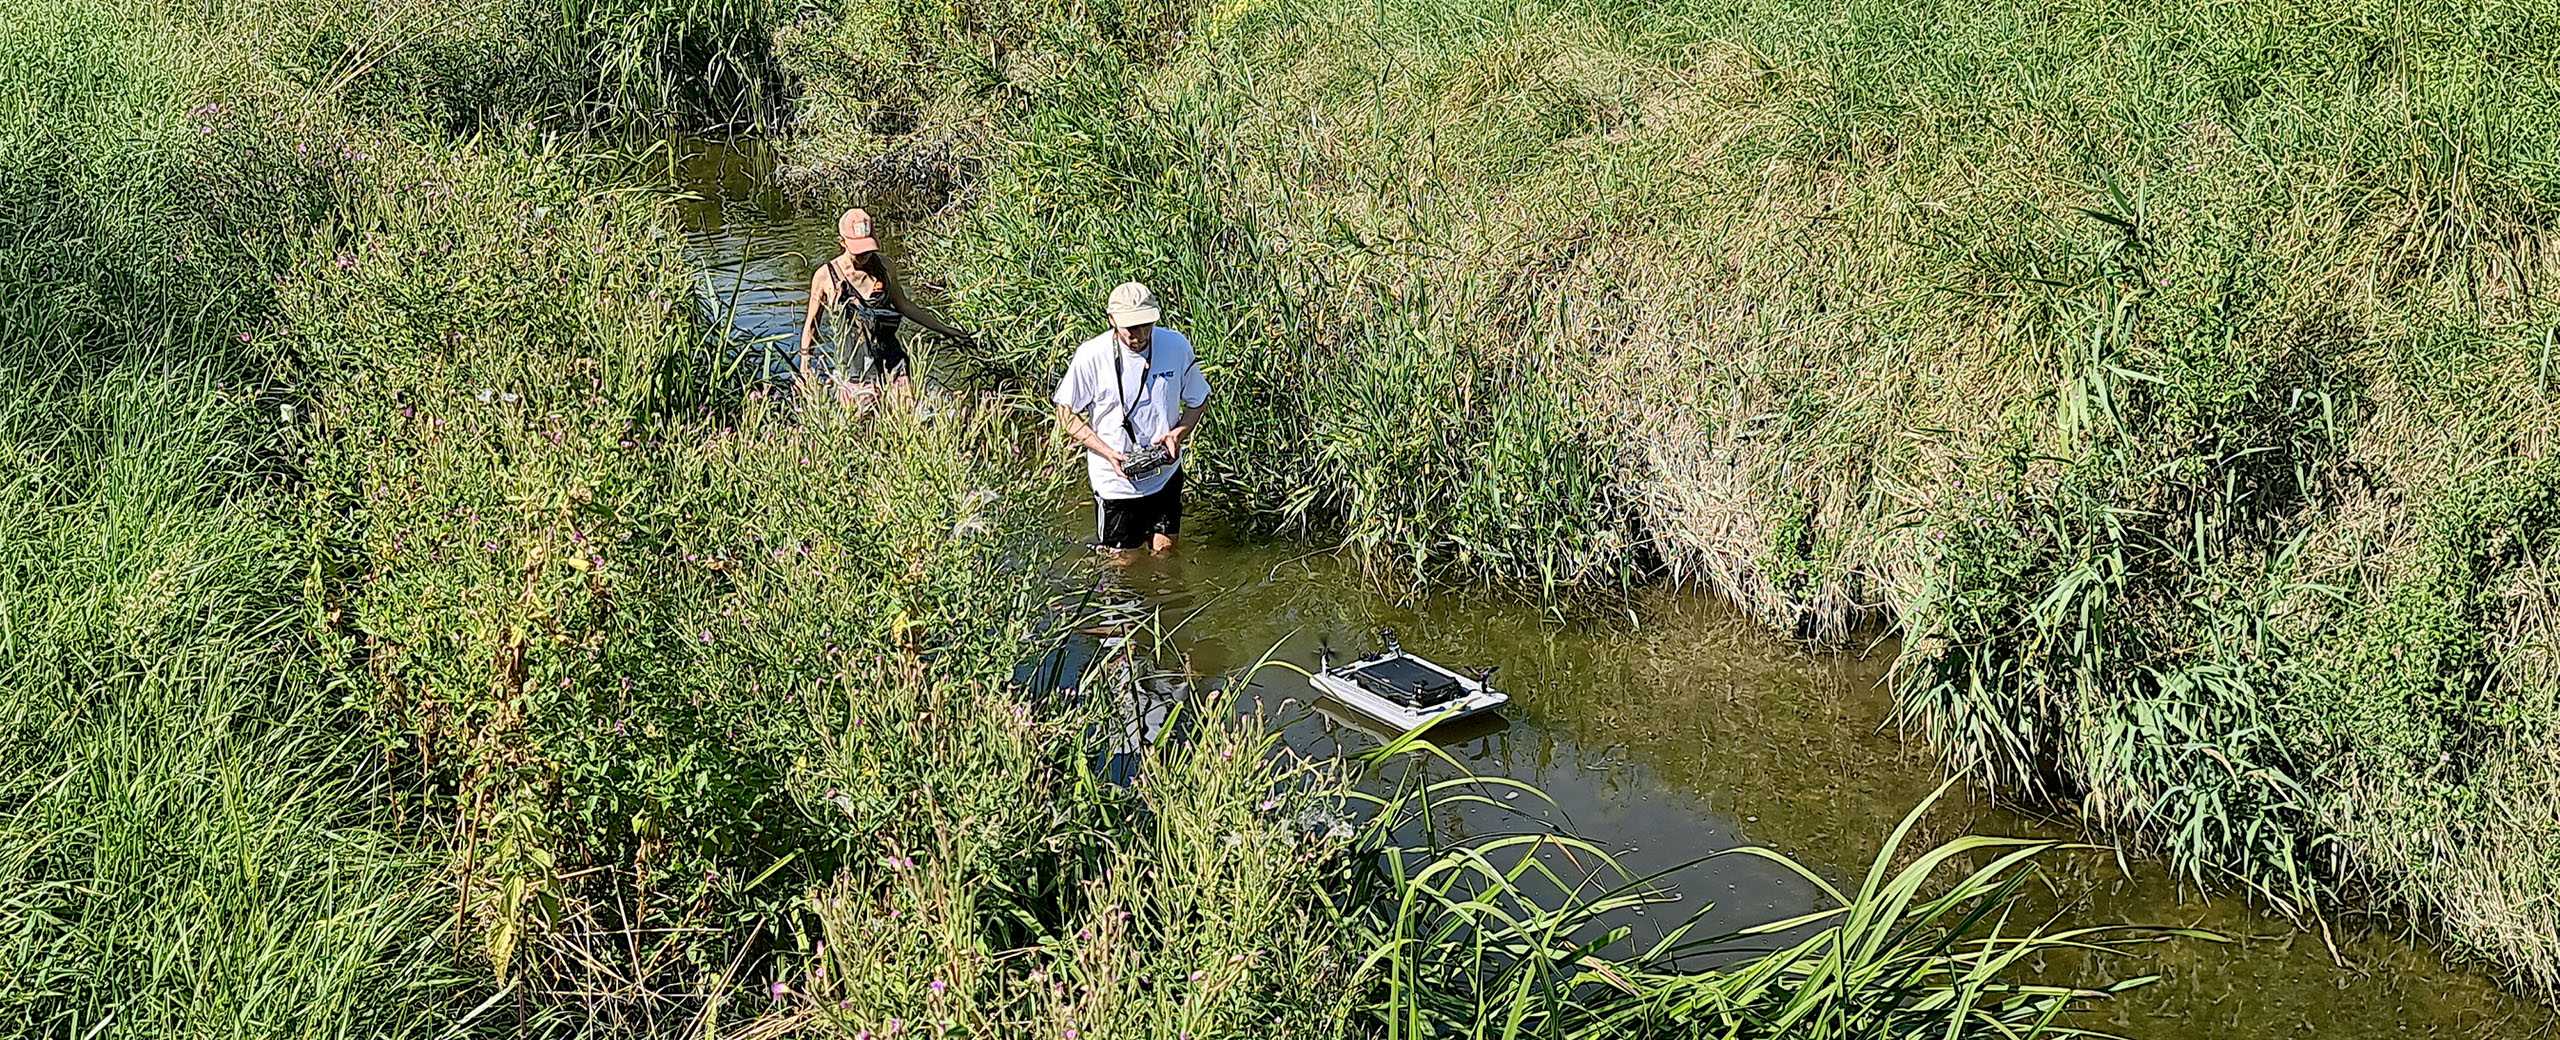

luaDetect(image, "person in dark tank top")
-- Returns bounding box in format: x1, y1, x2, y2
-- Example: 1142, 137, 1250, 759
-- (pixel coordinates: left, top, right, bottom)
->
796, 207, 975, 405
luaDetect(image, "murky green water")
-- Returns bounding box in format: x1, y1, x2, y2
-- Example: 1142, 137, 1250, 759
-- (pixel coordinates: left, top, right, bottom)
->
670, 139, 2552, 1039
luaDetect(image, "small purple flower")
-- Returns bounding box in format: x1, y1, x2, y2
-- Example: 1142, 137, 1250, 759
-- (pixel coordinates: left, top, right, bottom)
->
928, 979, 946, 995
698, 630, 714, 644
237, 331, 253, 344
768, 980, 788, 999
335, 253, 356, 271
1258, 798, 1280, 811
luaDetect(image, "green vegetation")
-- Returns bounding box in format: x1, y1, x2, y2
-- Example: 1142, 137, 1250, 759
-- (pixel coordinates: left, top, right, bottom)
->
0, 6, 453, 1032
3, 0, 2163, 1035
1335, 742, 2190, 1038
774, 0, 2560, 996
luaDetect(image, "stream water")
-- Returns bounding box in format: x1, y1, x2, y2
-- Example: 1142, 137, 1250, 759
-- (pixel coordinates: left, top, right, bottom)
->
667, 140, 2552, 1038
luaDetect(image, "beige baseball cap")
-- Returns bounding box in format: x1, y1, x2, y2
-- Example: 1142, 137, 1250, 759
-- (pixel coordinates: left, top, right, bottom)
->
1106, 281, 1161, 328
837, 208, 880, 254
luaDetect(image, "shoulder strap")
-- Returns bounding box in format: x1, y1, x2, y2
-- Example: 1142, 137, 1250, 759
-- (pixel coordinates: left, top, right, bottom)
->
1114, 350, 1149, 442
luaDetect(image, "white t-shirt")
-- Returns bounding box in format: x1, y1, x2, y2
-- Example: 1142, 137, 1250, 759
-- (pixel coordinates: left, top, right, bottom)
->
1052, 328, 1210, 499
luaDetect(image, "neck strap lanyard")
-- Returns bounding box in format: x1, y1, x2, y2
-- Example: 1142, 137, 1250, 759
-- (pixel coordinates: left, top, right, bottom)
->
1116, 350, 1149, 446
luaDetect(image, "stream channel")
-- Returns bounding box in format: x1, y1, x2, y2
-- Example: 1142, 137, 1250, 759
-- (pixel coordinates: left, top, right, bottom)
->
667, 140, 2551, 1039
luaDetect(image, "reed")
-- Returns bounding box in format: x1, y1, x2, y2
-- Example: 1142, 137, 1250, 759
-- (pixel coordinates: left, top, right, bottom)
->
7, 0, 2185, 1032
781, 0, 2560, 991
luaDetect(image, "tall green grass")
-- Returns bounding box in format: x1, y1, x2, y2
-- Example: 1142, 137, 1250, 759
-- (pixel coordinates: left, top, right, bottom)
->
0, 362, 464, 1036
0, 0, 2188, 1032
0, 2, 468, 1030
274, 115, 1360, 1029
176, 0, 787, 131
777, 0, 2560, 993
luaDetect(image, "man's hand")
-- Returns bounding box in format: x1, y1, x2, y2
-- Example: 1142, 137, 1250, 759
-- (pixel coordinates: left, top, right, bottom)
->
1057, 401, 1130, 476
1153, 425, 1189, 459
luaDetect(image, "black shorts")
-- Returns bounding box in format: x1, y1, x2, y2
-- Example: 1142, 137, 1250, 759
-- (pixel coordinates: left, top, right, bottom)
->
844, 347, 909, 384
1095, 469, 1183, 550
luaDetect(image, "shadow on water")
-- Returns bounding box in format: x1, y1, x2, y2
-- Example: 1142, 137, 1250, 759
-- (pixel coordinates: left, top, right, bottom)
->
667, 137, 2556, 1039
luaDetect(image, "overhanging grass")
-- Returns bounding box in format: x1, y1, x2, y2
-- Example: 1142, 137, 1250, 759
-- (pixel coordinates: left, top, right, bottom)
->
779, 0, 2560, 992
2, 0, 2197, 1031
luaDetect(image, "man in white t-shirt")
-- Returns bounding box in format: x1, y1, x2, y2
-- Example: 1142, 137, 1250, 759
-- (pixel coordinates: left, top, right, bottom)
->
1052, 281, 1210, 556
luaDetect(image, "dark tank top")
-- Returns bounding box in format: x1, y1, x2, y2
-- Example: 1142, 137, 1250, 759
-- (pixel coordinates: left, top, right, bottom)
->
818, 261, 906, 380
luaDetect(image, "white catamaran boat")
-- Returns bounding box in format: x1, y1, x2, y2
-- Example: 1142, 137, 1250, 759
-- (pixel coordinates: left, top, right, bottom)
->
1309, 629, 1508, 733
